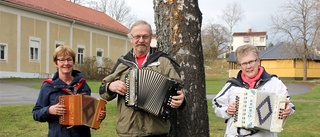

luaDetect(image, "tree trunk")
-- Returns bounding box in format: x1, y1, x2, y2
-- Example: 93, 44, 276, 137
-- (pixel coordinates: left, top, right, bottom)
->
303, 46, 308, 81
154, 0, 209, 137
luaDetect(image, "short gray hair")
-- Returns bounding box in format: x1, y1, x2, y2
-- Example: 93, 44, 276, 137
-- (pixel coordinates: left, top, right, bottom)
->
127, 20, 152, 39
234, 44, 259, 63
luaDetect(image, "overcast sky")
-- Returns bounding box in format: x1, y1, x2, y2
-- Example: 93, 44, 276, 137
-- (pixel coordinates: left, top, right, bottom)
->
125, 0, 287, 42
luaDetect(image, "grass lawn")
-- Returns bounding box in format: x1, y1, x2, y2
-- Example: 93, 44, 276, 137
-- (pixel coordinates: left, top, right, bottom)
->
0, 77, 319, 136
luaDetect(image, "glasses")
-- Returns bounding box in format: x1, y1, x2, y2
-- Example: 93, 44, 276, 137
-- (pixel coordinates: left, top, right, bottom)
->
239, 59, 257, 67
131, 34, 151, 40
57, 58, 73, 63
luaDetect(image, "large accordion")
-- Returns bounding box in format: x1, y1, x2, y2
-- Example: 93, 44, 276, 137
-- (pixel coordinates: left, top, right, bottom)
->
234, 89, 286, 132
58, 94, 106, 129
125, 69, 183, 120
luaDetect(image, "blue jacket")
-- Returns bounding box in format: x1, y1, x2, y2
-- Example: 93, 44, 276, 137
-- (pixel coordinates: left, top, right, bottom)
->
32, 70, 92, 137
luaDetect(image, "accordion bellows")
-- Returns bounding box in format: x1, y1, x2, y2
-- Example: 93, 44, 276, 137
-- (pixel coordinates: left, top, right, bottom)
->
234, 89, 286, 132
125, 69, 182, 120
59, 94, 106, 129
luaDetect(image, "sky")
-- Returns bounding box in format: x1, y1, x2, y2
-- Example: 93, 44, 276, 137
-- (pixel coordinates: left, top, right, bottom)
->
125, 0, 287, 43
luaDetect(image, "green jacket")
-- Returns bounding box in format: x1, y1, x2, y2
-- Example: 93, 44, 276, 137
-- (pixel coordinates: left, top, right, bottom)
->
100, 48, 183, 136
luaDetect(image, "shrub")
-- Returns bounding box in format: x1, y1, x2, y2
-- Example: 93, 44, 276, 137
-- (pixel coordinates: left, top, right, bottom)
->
75, 56, 114, 80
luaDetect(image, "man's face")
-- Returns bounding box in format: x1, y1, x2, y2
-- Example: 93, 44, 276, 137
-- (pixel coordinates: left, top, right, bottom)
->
130, 24, 152, 56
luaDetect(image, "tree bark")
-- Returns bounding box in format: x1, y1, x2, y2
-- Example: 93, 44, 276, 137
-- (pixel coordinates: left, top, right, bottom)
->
154, 0, 209, 136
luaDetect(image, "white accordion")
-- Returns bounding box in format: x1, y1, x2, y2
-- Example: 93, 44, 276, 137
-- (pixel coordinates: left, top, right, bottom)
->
233, 89, 286, 132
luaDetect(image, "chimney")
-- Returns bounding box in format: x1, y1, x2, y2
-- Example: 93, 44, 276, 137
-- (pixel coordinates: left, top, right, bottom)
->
248, 28, 252, 33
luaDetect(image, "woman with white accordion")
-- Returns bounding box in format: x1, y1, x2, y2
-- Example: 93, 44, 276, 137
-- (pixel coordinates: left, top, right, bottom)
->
212, 44, 295, 137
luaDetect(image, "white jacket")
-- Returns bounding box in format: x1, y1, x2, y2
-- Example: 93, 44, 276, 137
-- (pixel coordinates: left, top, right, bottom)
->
212, 71, 295, 137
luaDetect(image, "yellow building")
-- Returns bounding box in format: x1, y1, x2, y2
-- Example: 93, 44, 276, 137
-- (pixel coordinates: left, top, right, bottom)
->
228, 42, 320, 79
0, 0, 130, 78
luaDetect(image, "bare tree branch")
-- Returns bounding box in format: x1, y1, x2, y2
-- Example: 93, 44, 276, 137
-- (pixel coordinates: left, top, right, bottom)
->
270, 0, 320, 81
86, 0, 137, 28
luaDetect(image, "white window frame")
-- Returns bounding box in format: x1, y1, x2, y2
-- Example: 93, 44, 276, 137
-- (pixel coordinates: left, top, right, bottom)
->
55, 41, 65, 48
77, 45, 85, 64
29, 37, 41, 62
260, 37, 265, 43
243, 36, 250, 43
96, 48, 104, 68
0, 43, 8, 61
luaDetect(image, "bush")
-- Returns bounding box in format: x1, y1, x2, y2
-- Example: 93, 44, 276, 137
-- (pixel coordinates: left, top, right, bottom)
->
75, 57, 114, 80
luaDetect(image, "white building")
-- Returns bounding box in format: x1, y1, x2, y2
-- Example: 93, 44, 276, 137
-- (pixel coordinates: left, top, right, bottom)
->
231, 28, 267, 51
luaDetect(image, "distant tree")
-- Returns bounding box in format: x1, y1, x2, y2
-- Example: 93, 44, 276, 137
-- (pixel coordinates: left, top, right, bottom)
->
86, 0, 137, 27
154, 0, 209, 137
202, 22, 230, 62
67, 0, 86, 5
268, 42, 274, 48
220, 2, 245, 53
270, 0, 320, 81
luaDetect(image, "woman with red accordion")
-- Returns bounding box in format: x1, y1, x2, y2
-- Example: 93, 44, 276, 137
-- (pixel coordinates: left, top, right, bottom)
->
32, 45, 106, 137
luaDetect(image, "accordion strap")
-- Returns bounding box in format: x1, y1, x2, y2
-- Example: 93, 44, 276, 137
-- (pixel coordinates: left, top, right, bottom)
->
236, 127, 259, 137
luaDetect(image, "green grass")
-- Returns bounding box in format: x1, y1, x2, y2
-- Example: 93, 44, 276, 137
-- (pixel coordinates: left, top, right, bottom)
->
1, 78, 225, 94
0, 102, 118, 137
206, 80, 226, 94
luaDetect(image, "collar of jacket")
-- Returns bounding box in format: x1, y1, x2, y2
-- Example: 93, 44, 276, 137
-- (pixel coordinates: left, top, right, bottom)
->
51, 70, 84, 87
121, 48, 167, 67
235, 67, 274, 89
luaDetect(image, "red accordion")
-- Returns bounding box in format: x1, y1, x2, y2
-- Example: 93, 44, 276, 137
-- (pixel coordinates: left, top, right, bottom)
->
58, 94, 106, 129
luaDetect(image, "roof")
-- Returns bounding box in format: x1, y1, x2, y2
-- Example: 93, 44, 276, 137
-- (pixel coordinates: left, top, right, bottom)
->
228, 42, 320, 62
233, 32, 267, 37
232, 29, 267, 37
259, 42, 298, 59
1, 0, 129, 35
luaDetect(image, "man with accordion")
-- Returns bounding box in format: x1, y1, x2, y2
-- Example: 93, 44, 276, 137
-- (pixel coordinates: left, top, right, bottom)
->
213, 44, 295, 137
99, 20, 186, 137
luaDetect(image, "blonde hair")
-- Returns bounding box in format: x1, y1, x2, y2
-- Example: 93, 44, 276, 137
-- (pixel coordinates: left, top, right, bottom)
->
53, 45, 75, 63
234, 44, 259, 63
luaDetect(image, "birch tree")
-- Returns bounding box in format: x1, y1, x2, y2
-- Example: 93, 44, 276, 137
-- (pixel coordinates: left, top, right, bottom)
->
154, 0, 209, 136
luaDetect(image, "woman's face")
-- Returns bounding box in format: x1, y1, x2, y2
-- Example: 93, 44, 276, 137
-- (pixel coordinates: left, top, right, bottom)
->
238, 52, 260, 79
55, 55, 74, 76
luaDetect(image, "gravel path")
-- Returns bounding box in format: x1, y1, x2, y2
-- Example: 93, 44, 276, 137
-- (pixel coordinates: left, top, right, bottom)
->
0, 80, 317, 105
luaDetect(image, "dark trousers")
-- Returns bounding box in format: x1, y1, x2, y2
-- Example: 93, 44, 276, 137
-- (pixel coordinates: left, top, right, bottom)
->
145, 134, 168, 137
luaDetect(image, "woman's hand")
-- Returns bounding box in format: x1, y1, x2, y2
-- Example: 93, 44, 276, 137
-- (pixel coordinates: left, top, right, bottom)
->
226, 102, 236, 115
48, 103, 66, 116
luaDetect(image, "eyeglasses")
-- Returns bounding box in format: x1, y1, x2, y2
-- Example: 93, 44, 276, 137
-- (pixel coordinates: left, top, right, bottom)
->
238, 59, 257, 67
131, 34, 151, 40
57, 58, 73, 63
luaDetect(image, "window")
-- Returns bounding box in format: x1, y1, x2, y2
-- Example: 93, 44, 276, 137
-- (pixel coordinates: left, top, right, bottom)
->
96, 49, 103, 68
55, 41, 65, 48
260, 37, 265, 43
77, 47, 84, 64
30, 39, 40, 61
0, 43, 7, 60
243, 37, 250, 43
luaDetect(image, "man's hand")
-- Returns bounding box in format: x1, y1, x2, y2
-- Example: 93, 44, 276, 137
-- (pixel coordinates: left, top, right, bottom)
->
171, 90, 184, 109
108, 80, 127, 95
